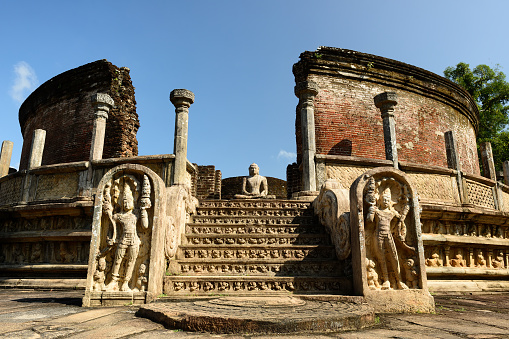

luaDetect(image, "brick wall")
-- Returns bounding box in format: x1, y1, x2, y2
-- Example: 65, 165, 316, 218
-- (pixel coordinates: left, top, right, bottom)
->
293, 47, 481, 177
195, 165, 221, 200
18, 60, 139, 170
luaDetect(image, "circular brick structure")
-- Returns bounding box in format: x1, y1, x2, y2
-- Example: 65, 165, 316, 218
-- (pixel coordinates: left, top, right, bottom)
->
18, 60, 139, 170
293, 47, 481, 176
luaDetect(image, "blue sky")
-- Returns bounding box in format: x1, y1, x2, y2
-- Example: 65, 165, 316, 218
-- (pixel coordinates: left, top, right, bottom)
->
1, 1, 508, 180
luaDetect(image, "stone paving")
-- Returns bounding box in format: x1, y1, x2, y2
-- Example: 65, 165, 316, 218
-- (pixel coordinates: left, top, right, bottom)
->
1, 289, 509, 338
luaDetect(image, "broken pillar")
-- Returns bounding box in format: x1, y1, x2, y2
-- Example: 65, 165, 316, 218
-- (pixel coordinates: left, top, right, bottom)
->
28, 129, 46, 169
0, 140, 13, 177
480, 142, 496, 181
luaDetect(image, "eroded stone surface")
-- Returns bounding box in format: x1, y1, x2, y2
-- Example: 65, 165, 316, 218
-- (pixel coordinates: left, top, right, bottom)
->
137, 296, 375, 334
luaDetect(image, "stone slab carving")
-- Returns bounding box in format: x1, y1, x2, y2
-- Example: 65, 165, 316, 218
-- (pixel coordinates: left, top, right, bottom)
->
407, 173, 459, 203
313, 180, 351, 261
350, 167, 434, 313
83, 164, 166, 307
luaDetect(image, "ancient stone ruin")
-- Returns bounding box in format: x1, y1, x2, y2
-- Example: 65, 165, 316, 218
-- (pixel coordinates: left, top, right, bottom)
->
1, 47, 509, 331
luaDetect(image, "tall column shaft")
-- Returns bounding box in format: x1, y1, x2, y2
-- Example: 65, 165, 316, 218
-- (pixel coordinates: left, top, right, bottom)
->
90, 93, 114, 161
375, 92, 398, 169
0, 140, 13, 177
295, 81, 319, 192
170, 89, 194, 185
28, 129, 46, 169
480, 142, 497, 180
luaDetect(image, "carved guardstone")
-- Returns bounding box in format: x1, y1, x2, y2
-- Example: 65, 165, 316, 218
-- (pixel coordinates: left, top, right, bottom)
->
83, 164, 167, 307
350, 167, 434, 313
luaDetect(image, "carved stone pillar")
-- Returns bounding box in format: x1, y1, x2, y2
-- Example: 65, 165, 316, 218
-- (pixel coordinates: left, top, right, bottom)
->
90, 93, 114, 161
488, 249, 493, 268
444, 246, 451, 267
468, 247, 475, 267
480, 142, 496, 180
0, 140, 13, 178
170, 89, 194, 186
295, 81, 319, 192
374, 92, 399, 169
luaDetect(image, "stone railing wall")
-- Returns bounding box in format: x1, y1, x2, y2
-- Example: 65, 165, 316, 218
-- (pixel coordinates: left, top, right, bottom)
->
0, 154, 199, 288
317, 154, 509, 291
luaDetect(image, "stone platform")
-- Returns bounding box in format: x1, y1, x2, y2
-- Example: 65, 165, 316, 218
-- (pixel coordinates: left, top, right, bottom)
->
136, 295, 375, 334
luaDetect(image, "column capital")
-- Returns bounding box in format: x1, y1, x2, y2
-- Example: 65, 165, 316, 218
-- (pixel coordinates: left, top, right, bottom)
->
91, 93, 114, 119
374, 92, 398, 118
374, 92, 398, 108
170, 89, 195, 109
294, 81, 319, 98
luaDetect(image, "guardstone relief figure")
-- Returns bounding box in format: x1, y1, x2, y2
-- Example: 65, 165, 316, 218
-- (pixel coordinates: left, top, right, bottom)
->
405, 258, 419, 288
101, 175, 152, 292
234, 163, 275, 199
365, 177, 412, 290
366, 258, 380, 290
92, 257, 107, 291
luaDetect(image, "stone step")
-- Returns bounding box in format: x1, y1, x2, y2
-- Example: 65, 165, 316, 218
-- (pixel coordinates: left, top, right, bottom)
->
191, 215, 315, 226
198, 200, 312, 210
195, 207, 313, 218
186, 224, 324, 235
183, 234, 330, 246
178, 246, 336, 261
163, 275, 352, 295
171, 261, 344, 277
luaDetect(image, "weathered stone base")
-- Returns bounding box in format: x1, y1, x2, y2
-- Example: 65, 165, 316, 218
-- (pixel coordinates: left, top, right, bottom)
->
429, 280, 509, 294
364, 289, 435, 313
292, 191, 319, 201
83, 291, 149, 307
0, 277, 86, 289
136, 295, 375, 334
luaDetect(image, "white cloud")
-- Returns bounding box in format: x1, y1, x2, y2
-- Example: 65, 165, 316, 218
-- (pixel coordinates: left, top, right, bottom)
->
277, 149, 296, 161
9, 61, 38, 103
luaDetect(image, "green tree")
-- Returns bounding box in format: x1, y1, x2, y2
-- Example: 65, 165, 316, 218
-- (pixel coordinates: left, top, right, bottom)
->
444, 62, 509, 171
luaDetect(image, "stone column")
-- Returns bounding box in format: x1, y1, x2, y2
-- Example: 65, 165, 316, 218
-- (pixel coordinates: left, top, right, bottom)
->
445, 131, 465, 202
468, 248, 475, 267
480, 142, 496, 180
295, 81, 319, 191
0, 140, 14, 177
90, 93, 114, 161
28, 129, 46, 169
503, 161, 509, 185
374, 92, 399, 169
444, 246, 451, 267
170, 89, 194, 185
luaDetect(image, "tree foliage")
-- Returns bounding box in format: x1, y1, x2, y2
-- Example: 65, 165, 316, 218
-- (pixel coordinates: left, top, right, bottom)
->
444, 62, 509, 171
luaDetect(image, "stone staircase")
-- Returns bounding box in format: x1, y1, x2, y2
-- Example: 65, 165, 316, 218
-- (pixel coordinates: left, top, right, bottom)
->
164, 199, 351, 296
